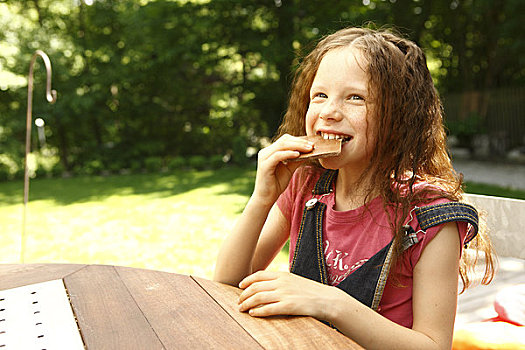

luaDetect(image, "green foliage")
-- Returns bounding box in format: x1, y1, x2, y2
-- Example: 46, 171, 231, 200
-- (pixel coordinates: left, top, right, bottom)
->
0, 154, 19, 181
0, 0, 523, 175
129, 159, 143, 173
446, 112, 485, 149
167, 156, 187, 171
144, 156, 163, 173
209, 155, 225, 169
188, 155, 207, 170
232, 135, 249, 165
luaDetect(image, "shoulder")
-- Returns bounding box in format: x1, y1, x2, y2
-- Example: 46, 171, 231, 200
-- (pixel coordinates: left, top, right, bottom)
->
405, 190, 473, 266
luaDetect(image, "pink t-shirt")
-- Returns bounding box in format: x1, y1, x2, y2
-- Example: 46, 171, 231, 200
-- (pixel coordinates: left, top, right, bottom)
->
276, 167, 469, 328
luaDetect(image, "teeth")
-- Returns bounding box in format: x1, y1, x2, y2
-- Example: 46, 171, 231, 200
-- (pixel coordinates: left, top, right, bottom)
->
320, 132, 348, 141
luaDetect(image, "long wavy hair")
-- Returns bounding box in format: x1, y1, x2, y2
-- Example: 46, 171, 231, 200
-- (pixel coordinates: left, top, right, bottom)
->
276, 27, 494, 291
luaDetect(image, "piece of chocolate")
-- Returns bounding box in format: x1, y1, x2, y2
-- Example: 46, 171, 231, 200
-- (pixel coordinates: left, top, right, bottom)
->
293, 135, 342, 161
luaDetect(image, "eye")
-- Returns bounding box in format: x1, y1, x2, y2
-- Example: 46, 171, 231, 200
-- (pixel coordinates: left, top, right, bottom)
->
312, 92, 327, 99
348, 94, 364, 101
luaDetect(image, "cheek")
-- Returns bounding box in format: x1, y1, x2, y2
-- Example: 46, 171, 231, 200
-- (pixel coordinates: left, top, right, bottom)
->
305, 107, 316, 134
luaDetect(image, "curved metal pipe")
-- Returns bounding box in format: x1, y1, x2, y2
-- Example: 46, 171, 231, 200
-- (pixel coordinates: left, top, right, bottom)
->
22, 50, 57, 262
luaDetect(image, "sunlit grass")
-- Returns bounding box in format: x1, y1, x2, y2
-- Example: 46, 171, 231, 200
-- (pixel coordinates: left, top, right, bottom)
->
0, 166, 289, 279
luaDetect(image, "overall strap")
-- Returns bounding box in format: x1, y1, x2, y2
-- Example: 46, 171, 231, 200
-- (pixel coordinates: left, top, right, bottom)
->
415, 202, 479, 245
290, 170, 337, 284
312, 169, 337, 195
290, 200, 329, 285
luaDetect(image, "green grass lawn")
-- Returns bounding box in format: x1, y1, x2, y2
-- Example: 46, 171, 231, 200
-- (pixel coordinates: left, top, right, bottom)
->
0, 166, 289, 279
464, 182, 525, 200
1, 166, 523, 279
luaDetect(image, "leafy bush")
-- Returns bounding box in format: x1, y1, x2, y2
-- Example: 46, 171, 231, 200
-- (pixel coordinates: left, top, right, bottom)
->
145, 157, 163, 172
73, 160, 104, 176
87, 160, 104, 175
0, 164, 11, 181
51, 162, 66, 177
232, 136, 249, 165
209, 155, 225, 169
129, 160, 143, 173
108, 160, 125, 174
188, 155, 207, 170
446, 112, 485, 150
167, 156, 187, 170
0, 154, 18, 181
35, 166, 50, 178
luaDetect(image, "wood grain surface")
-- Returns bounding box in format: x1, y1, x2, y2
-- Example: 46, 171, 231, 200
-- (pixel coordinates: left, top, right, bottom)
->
116, 266, 262, 349
1, 264, 364, 349
193, 276, 363, 349
64, 265, 164, 349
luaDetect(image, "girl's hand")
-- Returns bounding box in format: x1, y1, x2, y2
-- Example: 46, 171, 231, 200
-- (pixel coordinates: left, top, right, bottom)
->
252, 134, 314, 207
238, 271, 340, 320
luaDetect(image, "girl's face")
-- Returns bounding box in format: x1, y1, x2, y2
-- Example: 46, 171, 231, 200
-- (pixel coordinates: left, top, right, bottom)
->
305, 46, 376, 172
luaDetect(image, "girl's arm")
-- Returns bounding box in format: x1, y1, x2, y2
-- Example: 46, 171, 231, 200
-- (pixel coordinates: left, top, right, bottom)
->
238, 222, 461, 350
213, 200, 289, 286
213, 135, 313, 286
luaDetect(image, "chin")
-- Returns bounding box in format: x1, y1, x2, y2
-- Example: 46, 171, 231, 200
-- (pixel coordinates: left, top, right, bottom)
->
319, 157, 343, 170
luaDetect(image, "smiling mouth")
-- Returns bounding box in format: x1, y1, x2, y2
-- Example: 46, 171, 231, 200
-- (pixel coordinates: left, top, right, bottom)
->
319, 132, 353, 144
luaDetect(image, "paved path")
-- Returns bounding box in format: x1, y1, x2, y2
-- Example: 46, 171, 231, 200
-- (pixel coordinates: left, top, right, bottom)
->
453, 159, 525, 190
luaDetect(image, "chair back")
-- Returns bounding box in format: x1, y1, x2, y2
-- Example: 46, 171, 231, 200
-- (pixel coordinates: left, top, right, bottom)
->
465, 194, 525, 259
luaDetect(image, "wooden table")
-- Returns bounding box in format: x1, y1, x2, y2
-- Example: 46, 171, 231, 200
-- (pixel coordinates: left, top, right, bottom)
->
0, 264, 362, 349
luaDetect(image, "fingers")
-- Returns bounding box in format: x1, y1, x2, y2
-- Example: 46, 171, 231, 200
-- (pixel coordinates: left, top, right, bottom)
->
252, 135, 313, 203
276, 134, 315, 153
238, 271, 280, 313
237, 271, 331, 319
252, 135, 314, 205
244, 302, 285, 317
238, 282, 300, 317
258, 134, 314, 164
239, 270, 278, 289
239, 289, 279, 313
238, 271, 304, 317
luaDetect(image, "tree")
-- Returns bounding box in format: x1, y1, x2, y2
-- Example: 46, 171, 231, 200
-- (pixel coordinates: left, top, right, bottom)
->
0, 0, 523, 177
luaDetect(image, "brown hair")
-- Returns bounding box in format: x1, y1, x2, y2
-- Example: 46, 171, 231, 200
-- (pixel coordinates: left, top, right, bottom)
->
276, 27, 494, 291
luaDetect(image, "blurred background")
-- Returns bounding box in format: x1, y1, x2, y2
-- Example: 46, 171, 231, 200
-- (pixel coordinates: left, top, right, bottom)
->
0, 0, 524, 276
1, 0, 524, 177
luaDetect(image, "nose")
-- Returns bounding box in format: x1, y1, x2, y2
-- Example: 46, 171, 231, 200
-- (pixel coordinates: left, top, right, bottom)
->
318, 99, 343, 122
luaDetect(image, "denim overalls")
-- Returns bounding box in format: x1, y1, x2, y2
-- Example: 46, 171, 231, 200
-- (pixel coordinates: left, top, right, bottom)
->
290, 170, 478, 311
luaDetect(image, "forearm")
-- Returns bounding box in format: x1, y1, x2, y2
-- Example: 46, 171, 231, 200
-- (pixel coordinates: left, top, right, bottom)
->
213, 196, 273, 286
323, 287, 448, 350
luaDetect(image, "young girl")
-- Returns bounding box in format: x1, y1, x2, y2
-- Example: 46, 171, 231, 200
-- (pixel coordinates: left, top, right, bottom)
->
214, 27, 494, 349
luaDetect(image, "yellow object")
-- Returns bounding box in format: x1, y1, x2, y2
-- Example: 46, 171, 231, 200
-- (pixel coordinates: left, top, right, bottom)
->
453, 322, 525, 350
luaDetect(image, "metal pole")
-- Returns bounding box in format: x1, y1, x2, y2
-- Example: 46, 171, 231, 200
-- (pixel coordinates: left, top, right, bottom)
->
22, 50, 57, 263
